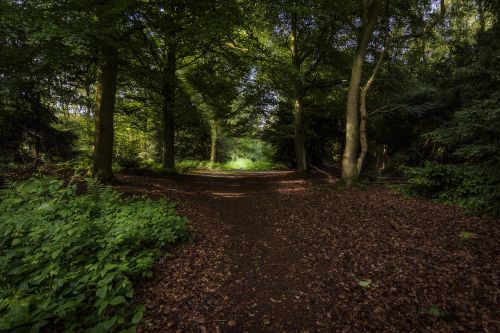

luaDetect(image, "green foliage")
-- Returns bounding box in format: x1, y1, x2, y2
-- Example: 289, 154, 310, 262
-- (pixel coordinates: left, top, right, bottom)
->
114, 114, 158, 163
58, 112, 161, 171
0, 177, 188, 331
402, 161, 499, 216
221, 137, 277, 163
56, 113, 94, 160
176, 159, 285, 173
399, 17, 500, 216
219, 158, 285, 171
402, 92, 500, 216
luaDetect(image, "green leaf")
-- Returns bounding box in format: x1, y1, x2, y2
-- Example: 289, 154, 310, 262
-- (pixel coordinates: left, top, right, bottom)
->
110, 296, 126, 305
11, 238, 22, 246
358, 279, 372, 288
96, 286, 107, 299
131, 310, 143, 324
97, 300, 109, 316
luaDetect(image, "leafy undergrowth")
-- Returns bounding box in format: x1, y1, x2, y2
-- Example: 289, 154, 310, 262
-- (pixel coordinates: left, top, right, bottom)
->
399, 162, 500, 217
176, 158, 286, 173
0, 177, 188, 332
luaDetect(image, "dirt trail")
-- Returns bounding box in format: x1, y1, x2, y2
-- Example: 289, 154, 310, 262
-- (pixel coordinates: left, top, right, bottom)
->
115, 171, 499, 332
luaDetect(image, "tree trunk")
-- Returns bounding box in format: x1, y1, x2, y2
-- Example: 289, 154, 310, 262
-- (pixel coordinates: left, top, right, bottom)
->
293, 96, 306, 172
161, 41, 177, 172
356, 87, 368, 177
291, 11, 307, 173
341, 0, 381, 187
93, 45, 118, 182
356, 45, 387, 177
210, 119, 219, 163
374, 142, 384, 174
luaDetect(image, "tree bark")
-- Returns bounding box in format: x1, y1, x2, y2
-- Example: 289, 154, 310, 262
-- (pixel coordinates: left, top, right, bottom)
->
374, 142, 386, 174
357, 87, 369, 177
356, 45, 387, 177
347, 0, 446, 182
210, 118, 219, 163
341, 0, 381, 187
93, 45, 118, 182
293, 96, 306, 172
161, 41, 177, 172
291, 11, 307, 173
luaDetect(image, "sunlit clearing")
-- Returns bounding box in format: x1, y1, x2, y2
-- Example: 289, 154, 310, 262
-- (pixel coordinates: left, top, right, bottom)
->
225, 158, 254, 170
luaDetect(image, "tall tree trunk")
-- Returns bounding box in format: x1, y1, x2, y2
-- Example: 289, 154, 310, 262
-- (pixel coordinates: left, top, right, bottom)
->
210, 118, 219, 163
293, 96, 306, 172
291, 11, 307, 173
357, 87, 368, 177
161, 41, 177, 172
352, 0, 445, 181
342, 0, 381, 187
93, 45, 118, 182
356, 45, 387, 177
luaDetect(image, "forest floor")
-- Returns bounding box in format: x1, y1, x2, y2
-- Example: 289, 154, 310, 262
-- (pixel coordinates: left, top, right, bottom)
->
115, 171, 499, 333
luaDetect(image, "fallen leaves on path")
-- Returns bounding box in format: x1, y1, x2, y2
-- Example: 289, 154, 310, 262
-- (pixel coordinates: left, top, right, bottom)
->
115, 171, 499, 332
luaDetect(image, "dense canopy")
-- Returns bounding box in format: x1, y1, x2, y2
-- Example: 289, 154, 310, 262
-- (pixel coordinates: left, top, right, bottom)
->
2, 0, 499, 213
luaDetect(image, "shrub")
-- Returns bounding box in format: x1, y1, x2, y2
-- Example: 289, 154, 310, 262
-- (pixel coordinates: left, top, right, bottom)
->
175, 160, 203, 173
0, 176, 188, 332
402, 162, 500, 217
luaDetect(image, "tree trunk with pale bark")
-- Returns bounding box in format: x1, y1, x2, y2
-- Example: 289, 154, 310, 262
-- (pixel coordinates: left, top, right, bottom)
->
341, 0, 381, 187
356, 45, 387, 177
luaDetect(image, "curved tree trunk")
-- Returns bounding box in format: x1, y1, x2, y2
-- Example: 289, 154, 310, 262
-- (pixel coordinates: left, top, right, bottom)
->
352, 0, 445, 180
161, 41, 177, 172
356, 45, 387, 177
341, 0, 381, 187
93, 45, 118, 182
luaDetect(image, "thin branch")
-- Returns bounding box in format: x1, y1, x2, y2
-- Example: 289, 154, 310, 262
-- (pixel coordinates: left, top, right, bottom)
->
393, 0, 446, 41
368, 104, 402, 116
310, 164, 335, 183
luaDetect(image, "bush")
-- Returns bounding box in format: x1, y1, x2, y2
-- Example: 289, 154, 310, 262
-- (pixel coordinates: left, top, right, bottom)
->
0, 177, 188, 332
402, 162, 500, 217
176, 160, 203, 173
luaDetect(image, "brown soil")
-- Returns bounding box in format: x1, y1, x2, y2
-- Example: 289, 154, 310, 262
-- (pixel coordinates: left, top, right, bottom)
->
114, 171, 499, 333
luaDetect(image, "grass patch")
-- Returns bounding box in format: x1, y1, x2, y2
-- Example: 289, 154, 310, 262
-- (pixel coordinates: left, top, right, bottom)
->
176, 158, 287, 173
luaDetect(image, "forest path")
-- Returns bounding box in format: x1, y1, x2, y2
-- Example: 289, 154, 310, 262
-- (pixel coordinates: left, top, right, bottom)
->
115, 172, 498, 332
